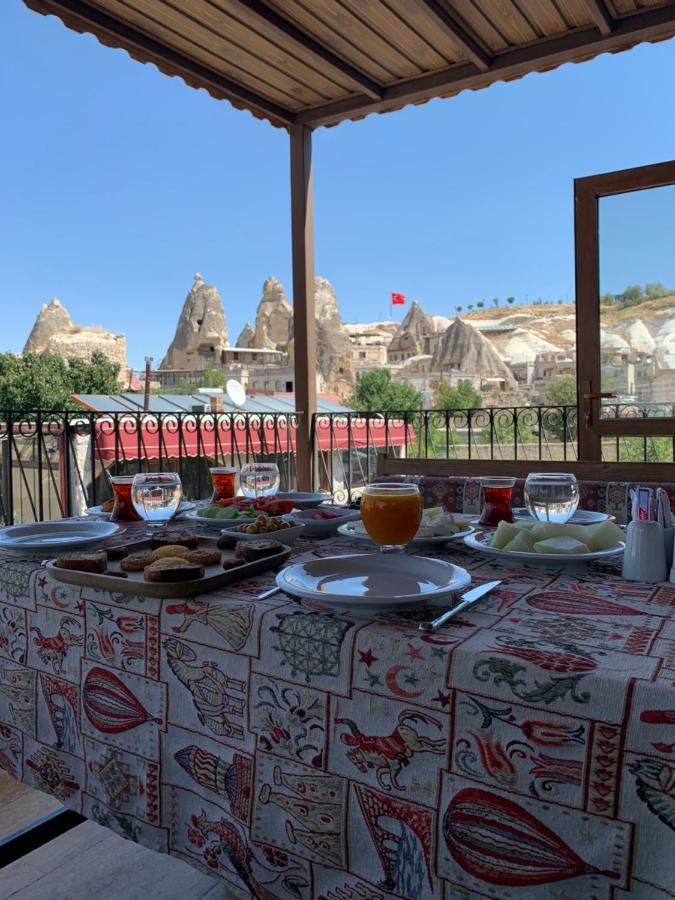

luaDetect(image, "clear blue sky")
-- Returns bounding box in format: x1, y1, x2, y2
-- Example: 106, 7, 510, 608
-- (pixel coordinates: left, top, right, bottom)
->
2, 0, 675, 369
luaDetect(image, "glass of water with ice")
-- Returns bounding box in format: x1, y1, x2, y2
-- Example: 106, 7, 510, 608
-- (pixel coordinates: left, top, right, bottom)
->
240, 463, 280, 499
524, 473, 579, 524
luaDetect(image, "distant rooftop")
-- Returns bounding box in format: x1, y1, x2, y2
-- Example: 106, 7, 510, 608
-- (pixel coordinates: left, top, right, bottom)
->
73, 392, 350, 415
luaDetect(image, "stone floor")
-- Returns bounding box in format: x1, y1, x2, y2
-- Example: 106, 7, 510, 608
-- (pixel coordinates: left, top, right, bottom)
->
0, 774, 239, 900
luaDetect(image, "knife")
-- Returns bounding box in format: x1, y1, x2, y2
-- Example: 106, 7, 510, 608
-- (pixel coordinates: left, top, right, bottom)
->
418, 580, 501, 632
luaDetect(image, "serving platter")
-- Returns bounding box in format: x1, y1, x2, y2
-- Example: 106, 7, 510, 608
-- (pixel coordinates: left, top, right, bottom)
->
0, 520, 123, 554
337, 518, 473, 547
464, 529, 624, 562
182, 510, 257, 529
46, 535, 291, 599
275, 491, 331, 509
276, 553, 471, 613
85, 500, 195, 519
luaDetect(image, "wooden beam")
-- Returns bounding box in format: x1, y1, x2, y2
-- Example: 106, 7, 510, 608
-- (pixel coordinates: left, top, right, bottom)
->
584, 0, 614, 36
24, 0, 295, 125
419, 0, 491, 71
229, 0, 383, 99
290, 124, 316, 491
299, 4, 675, 126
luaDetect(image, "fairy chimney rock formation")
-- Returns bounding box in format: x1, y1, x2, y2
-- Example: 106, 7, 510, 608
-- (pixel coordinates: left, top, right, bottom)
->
433, 318, 517, 386
253, 276, 293, 350
23, 298, 127, 382
287, 276, 355, 400
236, 323, 256, 349
161, 273, 229, 370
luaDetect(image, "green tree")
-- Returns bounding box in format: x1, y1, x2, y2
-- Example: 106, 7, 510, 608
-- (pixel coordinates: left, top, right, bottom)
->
456, 306, 463, 313
644, 282, 670, 300
506, 296, 515, 305
622, 284, 643, 306
201, 368, 226, 389
467, 304, 474, 311
544, 375, 577, 443
476, 300, 485, 309
0, 351, 120, 410
434, 379, 482, 410
600, 292, 615, 306
347, 369, 421, 412
492, 297, 499, 308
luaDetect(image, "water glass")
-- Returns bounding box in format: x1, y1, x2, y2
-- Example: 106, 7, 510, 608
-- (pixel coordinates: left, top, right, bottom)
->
524, 473, 579, 524
131, 473, 183, 527
239, 463, 280, 499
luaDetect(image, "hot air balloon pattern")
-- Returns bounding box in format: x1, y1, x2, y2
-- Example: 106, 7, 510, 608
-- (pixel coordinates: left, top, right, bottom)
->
83, 666, 161, 734
443, 787, 616, 887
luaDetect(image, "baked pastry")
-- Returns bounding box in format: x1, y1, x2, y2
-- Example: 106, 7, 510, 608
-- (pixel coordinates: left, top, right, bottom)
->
144, 559, 204, 582
56, 551, 107, 573
100, 498, 115, 513
150, 530, 198, 550
223, 559, 244, 570
121, 552, 157, 572
217, 534, 238, 550
234, 539, 283, 562
151, 544, 189, 559
106, 546, 129, 562
104, 570, 128, 578
184, 549, 221, 566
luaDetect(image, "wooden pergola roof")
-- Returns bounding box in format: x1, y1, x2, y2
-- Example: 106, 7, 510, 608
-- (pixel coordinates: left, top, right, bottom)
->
22, 0, 675, 129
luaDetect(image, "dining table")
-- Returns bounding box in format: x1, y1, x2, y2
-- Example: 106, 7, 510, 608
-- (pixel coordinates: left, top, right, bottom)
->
0, 519, 673, 900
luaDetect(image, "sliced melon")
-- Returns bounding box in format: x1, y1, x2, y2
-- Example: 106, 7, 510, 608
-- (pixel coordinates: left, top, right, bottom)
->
491, 521, 521, 549
515, 518, 538, 531
531, 522, 591, 545
585, 520, 624, 552
534, 537, 590, 555
505, 530, 536, 553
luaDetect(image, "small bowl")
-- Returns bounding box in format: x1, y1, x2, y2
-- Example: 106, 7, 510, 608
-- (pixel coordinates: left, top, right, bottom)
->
293, 506, 361, 537
220, 521, 306, 546
275, 492, 332, 510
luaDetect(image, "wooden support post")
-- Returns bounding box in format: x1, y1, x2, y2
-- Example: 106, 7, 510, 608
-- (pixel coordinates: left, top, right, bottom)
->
290, 123, 316, 490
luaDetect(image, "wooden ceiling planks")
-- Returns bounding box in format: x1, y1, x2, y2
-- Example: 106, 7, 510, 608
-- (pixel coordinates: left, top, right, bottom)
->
21, 0, 675, 129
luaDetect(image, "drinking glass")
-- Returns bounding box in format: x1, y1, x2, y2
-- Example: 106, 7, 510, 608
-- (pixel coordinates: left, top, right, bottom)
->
110, 475, 142, 522
240, 463, 280, 499
360, 483, 422, 552
479, 477, 516, 527
524, 473, 579, 524
131, 473, 183, 528
209, 466, 237, 503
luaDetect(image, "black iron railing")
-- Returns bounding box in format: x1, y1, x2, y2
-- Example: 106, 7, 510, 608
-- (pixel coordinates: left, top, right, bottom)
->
1, 404, 673, 523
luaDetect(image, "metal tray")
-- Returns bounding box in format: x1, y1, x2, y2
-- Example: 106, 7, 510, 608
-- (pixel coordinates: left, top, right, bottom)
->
45, 535, 291, 598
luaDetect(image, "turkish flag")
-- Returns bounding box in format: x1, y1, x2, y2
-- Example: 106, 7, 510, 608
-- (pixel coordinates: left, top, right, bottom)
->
391, 292, 406, 305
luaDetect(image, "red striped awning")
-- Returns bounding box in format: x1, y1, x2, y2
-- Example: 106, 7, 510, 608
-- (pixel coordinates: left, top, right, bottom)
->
92, 415, 413, 461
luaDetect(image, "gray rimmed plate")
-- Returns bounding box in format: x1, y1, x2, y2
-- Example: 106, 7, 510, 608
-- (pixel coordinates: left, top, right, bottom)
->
0, 520, 123, 554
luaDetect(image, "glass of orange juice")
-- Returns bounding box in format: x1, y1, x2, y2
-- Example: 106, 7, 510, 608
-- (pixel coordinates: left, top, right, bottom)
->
360, 483, 423, 552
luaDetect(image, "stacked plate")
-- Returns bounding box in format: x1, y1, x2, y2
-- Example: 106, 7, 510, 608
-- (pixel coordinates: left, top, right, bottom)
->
0, 520, 122, 554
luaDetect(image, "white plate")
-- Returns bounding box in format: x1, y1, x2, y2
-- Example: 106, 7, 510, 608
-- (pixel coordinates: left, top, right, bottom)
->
275, 492, 331, 509
464, 530, 624, 562
86, 500, 195, 519
183, 510, 258, 528
220, 522, 306, 546
337, 518, 474, 547
276, 553, 471, 613
294, 506, 361, 537
0, 520, 122, 553
512, 508, 613, 525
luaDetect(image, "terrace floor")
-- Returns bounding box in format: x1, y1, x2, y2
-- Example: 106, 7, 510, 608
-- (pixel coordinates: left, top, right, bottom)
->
0, 774, 231, 899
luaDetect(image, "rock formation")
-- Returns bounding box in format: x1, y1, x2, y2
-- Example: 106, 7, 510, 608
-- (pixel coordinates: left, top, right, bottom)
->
161, 273, 229, 370
432, 318, 516, 386
23, 298, 127, 381
253, 276, 293, 350
286, 276, 355, 400
236, 323, 255, 349
388, 301, 447, 360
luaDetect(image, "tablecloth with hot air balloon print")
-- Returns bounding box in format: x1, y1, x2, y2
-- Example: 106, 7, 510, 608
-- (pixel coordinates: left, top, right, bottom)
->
0, 529, 674, 899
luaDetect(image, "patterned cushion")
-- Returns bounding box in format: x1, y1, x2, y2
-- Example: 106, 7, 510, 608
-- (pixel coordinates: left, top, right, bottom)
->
376, 475, 675, 523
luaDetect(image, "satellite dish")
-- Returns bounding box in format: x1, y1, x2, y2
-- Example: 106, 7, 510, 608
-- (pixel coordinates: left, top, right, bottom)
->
226, 378, 247, 408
